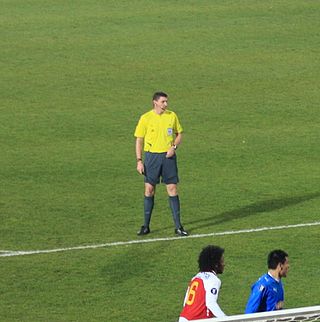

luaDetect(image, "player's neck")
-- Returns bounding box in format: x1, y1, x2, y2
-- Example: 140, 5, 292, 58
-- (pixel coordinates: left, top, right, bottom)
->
153, 106, 165, 115
268, 270, 280, 281
200, 270, 216, 275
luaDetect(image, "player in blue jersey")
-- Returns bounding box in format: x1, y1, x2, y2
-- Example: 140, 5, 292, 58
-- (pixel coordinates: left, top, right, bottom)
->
245, 250, 289, 313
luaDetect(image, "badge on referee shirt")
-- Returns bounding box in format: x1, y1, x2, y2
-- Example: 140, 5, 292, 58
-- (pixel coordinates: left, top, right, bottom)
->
167, 128, 173, 135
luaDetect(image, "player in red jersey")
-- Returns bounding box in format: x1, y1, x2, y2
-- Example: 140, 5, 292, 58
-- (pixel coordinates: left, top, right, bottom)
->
179, 245, 226, 321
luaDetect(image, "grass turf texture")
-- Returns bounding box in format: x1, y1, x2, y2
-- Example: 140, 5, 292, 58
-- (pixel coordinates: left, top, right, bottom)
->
1, 228, 320, 321
1, 0, 320, 321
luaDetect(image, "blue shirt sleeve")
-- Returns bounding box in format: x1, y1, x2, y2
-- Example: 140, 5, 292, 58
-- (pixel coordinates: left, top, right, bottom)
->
245, 282, 266, 313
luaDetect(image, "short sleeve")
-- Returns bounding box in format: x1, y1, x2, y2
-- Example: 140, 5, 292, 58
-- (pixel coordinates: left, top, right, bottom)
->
174, 113, 183, 133
134, 116, 146, 138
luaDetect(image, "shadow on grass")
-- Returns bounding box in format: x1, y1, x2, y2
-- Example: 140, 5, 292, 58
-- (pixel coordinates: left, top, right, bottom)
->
185, 192, 320, 232
101, 242, 171, 285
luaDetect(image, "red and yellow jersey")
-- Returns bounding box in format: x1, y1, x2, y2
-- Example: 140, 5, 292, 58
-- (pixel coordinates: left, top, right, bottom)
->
179, 272, 225, 321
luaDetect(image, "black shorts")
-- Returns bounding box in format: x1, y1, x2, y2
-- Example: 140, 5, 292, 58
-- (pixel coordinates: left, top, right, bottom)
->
144, 152, 179, 185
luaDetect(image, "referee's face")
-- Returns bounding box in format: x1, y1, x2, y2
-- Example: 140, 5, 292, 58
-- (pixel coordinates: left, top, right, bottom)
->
153, 96, 168, 113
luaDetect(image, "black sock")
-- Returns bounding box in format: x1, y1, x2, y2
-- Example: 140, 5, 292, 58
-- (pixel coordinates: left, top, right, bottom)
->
169, 195, 182, 229
144, 196, 154, 227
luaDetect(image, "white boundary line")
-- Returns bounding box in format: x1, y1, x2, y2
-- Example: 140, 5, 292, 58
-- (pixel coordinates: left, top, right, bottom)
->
1, 221, 319, 258
196, 305, 320, 322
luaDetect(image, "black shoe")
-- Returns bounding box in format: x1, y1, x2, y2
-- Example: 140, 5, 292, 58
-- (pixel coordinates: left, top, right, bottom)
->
175, 226, 189, 236
137, 225, 150, 236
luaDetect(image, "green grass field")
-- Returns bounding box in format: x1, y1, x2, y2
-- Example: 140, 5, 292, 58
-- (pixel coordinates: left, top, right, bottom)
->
1, 1, 320, 321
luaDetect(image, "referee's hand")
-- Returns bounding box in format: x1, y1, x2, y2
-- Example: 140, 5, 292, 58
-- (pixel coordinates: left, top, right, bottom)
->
166, 147, 176, 158
137, 160, 144, 175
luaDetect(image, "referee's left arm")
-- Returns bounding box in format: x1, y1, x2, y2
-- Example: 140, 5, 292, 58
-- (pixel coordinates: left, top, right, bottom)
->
174, 132, 182, 147
166, 132, 182, 158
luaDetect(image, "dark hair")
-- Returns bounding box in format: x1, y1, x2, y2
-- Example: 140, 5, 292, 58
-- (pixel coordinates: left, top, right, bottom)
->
152, 91, 168, 101
267, 249, 288, 269
198, 245, 224, 272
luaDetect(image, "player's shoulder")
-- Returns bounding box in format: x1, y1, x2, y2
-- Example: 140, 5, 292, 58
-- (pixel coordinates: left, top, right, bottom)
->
165, 109, 178, 116
140, 109, 154, 117
196, 272, 221, 294
257, 273, 277, 287
138, 110, 155, 122
197, 271, 221, 283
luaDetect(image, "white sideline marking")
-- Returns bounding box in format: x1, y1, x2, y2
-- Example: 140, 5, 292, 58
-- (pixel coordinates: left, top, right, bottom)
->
1, 221, 320, 258
196, 305, 320, 322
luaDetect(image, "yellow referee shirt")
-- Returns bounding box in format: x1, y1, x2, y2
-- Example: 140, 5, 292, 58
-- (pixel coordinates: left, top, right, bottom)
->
134, 109, 183, 153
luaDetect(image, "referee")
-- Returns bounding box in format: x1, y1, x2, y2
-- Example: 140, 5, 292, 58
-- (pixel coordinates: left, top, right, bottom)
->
134, 91, 188, 236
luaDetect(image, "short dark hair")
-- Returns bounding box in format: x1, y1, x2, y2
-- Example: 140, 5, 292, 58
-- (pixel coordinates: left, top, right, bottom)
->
198, 245, 224, 272
267, 249, 288, 269
152, 91, 168, 101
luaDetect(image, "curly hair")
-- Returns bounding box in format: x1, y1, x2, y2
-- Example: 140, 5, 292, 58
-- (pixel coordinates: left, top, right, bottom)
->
198, 245, 224, 272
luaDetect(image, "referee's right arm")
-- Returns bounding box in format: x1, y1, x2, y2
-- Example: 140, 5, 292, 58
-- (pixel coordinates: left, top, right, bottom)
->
136, 137, 144, 175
